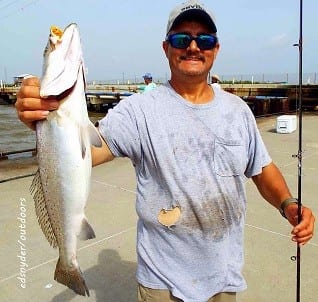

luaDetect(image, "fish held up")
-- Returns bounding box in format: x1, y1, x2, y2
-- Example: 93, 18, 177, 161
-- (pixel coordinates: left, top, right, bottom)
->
30, 23, 102, 296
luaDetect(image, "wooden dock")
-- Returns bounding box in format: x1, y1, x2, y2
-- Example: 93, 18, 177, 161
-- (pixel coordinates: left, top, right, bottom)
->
0, 86, 18, 104
1, 83, 317, 115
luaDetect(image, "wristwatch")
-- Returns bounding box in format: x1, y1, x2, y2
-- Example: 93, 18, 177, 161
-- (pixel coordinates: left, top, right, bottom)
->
279, 198, 298, 218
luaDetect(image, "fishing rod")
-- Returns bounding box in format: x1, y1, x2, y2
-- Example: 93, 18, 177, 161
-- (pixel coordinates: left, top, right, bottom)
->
292, 0, 303, 301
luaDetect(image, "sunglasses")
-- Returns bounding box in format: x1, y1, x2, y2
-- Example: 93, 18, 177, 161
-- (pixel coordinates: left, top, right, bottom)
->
166, 33, 218, 50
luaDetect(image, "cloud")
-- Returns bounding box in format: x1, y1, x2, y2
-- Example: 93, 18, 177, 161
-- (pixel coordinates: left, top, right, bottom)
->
269, 33, 290, 48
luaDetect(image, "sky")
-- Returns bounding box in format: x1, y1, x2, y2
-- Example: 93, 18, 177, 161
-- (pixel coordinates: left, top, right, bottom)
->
0, 0, 317, 83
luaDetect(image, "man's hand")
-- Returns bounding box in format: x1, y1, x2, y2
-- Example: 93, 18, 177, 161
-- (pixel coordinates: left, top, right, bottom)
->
284, 203, 315, 245
252, 163, 315, 245
15, 76, 59, 130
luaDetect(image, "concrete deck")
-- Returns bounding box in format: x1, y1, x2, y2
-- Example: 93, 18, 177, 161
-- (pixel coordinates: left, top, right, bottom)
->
1, 113, 317, 302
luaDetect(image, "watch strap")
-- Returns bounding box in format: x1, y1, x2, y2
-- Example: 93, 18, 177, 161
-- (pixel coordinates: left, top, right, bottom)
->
279, 197, 298, 218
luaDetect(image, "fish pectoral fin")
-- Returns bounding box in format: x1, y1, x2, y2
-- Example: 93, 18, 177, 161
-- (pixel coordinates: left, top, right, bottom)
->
87, 121, 103, 148
30, 170, 58, 248
79, 122, 103, 159
54, 258, 90, 296
79, 126, 87, 159
78, 218, 96, 240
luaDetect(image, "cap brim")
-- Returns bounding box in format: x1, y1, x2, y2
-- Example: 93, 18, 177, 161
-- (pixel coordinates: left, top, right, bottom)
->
169, 9, 217, 34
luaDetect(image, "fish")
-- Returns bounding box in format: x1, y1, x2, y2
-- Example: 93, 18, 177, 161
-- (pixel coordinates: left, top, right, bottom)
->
30, 23, 102, 296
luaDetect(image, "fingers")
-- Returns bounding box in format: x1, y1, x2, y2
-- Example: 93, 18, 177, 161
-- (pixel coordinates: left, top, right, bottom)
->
17, 109, 50, 130
291, 207, 315, 245
15, 76, 59, 130
22, 75, 40, 87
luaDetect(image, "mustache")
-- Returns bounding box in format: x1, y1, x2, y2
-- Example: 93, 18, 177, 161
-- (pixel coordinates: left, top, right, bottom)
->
179, 54, 205, 61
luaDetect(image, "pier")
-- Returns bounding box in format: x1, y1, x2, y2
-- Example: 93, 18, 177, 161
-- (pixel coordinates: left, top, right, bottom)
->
1, 83, 318, 115
86, 91, 133, 112
221, 83, 318, 112
0, 85, 135, 111
0, 86, 18, 104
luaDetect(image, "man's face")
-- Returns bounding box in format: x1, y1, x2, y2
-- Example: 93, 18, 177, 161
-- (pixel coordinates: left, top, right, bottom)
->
163, 20, 219, 80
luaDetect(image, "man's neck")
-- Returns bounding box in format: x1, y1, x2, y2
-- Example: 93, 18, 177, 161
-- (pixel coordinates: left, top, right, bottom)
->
169, 78, 214, 104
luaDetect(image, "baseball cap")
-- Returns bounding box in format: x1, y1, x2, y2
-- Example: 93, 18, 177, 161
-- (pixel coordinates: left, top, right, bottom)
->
166, 0, 217, 35
143, 73, 153, 79
212, 74, 220, 82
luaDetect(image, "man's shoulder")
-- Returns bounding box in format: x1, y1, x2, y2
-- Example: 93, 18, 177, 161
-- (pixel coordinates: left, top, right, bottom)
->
217, 88, 248, 106
215, 88, 254, 119
119, 84, 169, 106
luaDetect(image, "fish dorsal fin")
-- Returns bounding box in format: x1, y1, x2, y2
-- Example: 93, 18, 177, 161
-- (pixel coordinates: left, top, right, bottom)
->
30, 170, 58, 248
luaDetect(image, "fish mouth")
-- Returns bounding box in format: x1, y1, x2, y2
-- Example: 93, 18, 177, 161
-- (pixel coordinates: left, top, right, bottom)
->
55, 85, 75, 101
50, 26, 64, 39
44, 84, 75, 101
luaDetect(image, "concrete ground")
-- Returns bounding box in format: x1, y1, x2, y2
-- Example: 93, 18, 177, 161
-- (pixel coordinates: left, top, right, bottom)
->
0, 113, 317, 302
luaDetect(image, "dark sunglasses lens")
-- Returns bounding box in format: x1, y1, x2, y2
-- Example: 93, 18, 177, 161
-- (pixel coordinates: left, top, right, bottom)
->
196, 35, 217, 50
169, 34, 191, 49
168, 34, 217, 50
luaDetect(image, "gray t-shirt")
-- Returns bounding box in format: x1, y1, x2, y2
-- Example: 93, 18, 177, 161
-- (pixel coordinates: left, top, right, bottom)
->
99, 83, 272, 302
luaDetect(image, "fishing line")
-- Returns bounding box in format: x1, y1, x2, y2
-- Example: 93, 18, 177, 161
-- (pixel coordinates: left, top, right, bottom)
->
0, 172, 36, 183
0, 0, 40, 21
0, 0, 20, 11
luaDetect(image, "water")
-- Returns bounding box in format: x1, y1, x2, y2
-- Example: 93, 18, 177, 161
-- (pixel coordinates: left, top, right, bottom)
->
0, 104, 104, 154
0, 104, 36, 153
0, 104, 104, 181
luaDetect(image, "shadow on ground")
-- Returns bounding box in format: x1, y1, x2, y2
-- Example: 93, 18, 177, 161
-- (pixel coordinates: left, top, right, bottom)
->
51, 249, 137, 302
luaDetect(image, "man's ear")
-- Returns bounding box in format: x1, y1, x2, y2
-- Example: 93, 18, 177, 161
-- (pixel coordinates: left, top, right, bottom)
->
162, 41, 169, 58
213, 43, 220, 60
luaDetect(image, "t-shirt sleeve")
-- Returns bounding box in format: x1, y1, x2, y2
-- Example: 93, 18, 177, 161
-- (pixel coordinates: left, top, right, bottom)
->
244, 109, 272, 178
98, 99, 141, 165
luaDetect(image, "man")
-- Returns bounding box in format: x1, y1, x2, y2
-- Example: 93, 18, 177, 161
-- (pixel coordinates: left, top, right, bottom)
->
16, 1, 315, 302
211, 74, 220, 84
142, 72, 157, 92
211, 74, 221, 89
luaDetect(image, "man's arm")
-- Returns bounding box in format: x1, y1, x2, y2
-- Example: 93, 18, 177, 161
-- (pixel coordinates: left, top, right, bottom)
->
252, 162, 315, 245
252, 162, 291, 209
91, 138, 114, 166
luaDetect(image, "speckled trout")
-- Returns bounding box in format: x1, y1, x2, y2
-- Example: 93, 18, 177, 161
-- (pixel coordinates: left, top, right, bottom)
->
30, 23, 102, 296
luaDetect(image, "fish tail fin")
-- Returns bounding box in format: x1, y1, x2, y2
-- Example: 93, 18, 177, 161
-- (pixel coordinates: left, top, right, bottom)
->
78, 218, 96, 240
54, 258, 90, 297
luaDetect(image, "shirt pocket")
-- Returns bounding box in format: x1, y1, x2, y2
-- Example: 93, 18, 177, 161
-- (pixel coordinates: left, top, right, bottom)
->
214, 139, 245, 177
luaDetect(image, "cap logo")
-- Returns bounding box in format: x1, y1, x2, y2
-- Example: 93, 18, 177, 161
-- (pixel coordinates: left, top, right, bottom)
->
181, 4, 204, 12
